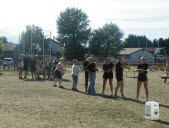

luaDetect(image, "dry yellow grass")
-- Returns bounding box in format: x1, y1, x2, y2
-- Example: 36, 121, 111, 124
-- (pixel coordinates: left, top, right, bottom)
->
0, 71, 169, 128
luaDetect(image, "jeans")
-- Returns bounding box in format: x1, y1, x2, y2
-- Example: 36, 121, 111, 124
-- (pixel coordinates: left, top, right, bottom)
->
88, 72, 96, 94
85, 71, 89, 92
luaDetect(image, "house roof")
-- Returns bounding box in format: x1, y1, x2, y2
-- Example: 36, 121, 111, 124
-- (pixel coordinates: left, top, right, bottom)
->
119, 48, 144, 55
2, 43, 17, 51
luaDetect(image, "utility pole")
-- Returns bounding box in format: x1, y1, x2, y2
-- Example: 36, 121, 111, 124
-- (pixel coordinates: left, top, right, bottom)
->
31, 31, 32, 55
50, 31, 52, 62
43, 32, 45, 62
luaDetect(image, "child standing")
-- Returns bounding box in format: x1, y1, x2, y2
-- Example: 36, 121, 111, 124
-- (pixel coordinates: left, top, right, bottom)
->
87, 57, 98, 94
101, 58, 114, 96
53, 58, 65, 88
165, 61, 169, 76
18, 54, 24, 79
71, 59, 80, 91
30, 54, 37, 80
114, 56, 130, 99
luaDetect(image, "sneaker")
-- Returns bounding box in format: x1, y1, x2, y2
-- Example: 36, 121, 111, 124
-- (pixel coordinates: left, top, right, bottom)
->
53, 84, 57, 87
74, 88, 79, 92
110, 94, 114, 97
122, 95, 127, 99
59, 85, 64, 88
114, 94, 118, 98
101, 92, 105, 95
145, 99, 149, 102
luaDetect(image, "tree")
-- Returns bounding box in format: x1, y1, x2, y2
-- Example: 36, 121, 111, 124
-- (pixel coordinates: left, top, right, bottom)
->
0, 36, 8, 43
56, 7, 91, 60
89, 23, 124, 59
20, 25, 48, 55
124, 34, 152, 48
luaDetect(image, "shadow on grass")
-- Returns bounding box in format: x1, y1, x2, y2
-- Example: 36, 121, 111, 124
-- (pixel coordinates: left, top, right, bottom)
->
59, 86, 169, 109
153, 120, 169, 125
21, 78, 70, 82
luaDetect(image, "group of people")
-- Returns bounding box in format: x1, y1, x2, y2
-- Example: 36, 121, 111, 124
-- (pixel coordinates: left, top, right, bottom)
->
18, 53, 59, 80
18, 53, 169, 102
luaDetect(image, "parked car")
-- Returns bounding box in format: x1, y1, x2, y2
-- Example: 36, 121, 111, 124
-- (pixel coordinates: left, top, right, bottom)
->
2, 58, 14, 65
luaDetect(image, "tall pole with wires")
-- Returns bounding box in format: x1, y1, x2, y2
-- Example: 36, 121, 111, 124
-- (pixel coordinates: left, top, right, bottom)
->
43, 32, 45, 62
31, 31, 32, 55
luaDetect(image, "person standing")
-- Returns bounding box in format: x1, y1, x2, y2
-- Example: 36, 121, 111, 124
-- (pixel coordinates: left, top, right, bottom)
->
53, 58, 65, 88
30, 54, 37, 80
87, 57, 98, 94
101, 58, 114, 96
83, 54, 90, 92
23, 53, 30, 79
135, 57, 149, 102
114, 56, 130, 99
71, 59, 80, 91
18, 54, 24, 79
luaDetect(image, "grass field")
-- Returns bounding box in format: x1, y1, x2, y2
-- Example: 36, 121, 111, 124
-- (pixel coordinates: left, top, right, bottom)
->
0, 70, 169, 128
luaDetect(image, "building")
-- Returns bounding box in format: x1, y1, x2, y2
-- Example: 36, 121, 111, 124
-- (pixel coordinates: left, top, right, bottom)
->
119, 48, 155, 63
2, 42, 19, 62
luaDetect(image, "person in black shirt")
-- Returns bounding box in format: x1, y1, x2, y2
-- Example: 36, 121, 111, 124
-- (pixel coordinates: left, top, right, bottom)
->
23, 53, 30, 79
87, 57, 98, 94
101, 58, 114, 96
83, 54, 90, 92
114, 56, 130, 99
135, 57, 149, 102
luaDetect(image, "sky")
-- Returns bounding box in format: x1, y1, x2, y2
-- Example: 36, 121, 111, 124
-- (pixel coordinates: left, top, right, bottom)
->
0, 0, 169, 43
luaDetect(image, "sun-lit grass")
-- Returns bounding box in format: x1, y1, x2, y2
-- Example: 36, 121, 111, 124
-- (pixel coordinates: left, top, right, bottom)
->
0, 70, 169, 128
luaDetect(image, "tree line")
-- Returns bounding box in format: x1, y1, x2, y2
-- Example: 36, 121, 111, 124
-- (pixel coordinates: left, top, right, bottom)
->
1, 7, 169, 60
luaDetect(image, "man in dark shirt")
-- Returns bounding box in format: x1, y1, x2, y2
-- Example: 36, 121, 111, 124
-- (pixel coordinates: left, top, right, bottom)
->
83, 54, 90, 92
135, 57, 149, 102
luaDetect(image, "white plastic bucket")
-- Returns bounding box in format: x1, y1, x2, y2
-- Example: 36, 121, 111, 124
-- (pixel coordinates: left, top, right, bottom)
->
145, 101, 159, 120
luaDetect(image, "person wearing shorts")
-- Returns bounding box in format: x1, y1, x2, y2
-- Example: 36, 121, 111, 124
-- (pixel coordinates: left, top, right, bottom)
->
53, 58, 65, 88
101, 58, 114, 96
71, 59, 80, 91
135, 57, 149, 102
114, 56, 130, 99
30, 54, 37, 80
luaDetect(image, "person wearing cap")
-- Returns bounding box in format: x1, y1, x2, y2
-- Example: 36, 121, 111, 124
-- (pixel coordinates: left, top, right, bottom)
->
83, 54, 90, 92
135, 57, 149, 102
71, 59, 80, 91
101, 58, 114, 97
53, 58, 65, 88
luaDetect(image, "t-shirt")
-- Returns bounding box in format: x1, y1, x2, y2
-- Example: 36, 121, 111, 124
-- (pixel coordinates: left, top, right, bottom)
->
137, 63, 149, 75
23, 58, 29, 67
116, 62, 123, 75
88, 63, 96, 72
103, 63, 114, 73
72, 64, 80, 76
18, 59, 24, 67
30, 59, 37, 70
83, 61, 89, 71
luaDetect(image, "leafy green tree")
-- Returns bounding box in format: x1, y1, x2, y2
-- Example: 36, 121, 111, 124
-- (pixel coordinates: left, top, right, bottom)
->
56, 7, 91, 60
20, 25, 47, 55
89, 23, 124, 59
0, 36, 8, 43
124, 34, 152, 48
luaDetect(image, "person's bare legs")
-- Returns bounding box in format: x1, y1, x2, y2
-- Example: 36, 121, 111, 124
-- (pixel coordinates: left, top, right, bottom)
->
143, 81, 149, 100
102, 79, 107, 93
120, 81, 124, 96
115, 82, 120, 96
109, 78, 113, 94
136, 81, 142, 99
